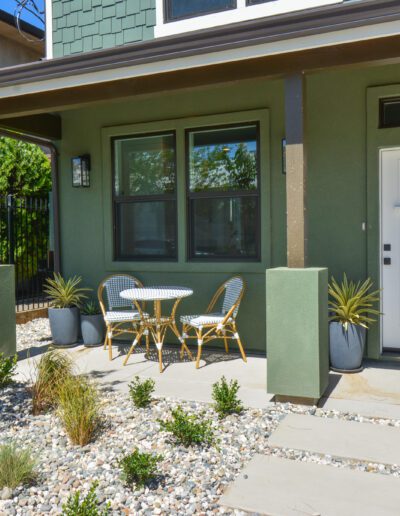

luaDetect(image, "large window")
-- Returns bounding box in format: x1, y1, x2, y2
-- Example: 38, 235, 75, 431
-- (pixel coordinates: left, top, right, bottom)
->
187, 124, 260, 261
113, 132, 177, 260
164, 0, 236, 22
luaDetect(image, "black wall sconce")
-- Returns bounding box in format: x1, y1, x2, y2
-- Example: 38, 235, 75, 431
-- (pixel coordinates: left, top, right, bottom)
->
72, 154, 91, 187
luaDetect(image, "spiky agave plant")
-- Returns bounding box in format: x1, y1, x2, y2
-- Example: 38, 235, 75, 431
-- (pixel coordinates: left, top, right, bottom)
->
328, 274, 381, 331
44, 273, 90, 309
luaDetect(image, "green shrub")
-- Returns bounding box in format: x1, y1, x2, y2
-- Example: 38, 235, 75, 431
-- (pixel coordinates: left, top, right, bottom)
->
0, 353, 17, 388
0, 442, 36, 489
158, 406, 214, 447
62, 481, 111, 515
57, 375, 101, 446
31, 350, 74, 415
128, 376, 155, 408
212, 376, 243, 418
119, 449, 162, 487
44, 273, 90, 309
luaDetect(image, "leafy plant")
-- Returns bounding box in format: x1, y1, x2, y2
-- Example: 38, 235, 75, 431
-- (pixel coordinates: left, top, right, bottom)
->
44, 273, 90, 309
62, 481, 111, 515
81, 300, 101, 316
158, 406, 214, 447
329, 274, 381, 330
119, 449, 162, 487
0, 353, 17, 388
212, 376, 243, 418
57, 375, 101, 446
0, 442, 36, 489
30, 350, 74, 415
128, 376, 155, 408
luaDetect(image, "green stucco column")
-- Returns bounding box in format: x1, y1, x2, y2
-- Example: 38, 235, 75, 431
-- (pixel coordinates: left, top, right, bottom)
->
0, 265, 16, 356
266, 267, 329, 403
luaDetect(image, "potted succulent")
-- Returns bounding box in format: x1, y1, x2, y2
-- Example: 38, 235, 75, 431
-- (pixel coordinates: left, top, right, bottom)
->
329, 274, 381, 372
80, 300, 105, 346
44, 273, 89, 346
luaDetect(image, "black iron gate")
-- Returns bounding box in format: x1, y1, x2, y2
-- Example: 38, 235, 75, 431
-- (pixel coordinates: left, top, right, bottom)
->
0, 194, 53, 311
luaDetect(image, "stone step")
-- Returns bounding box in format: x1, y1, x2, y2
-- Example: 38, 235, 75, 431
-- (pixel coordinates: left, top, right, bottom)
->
220, 455, 400, 515
268, 413, 400, 465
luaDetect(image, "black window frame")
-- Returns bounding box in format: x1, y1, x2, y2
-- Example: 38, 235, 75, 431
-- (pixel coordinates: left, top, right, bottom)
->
185, 122, 261, 263
379, 97, 400, 129
164, 0, 236, 23
246, 0, 275, 5
111, 130, 178, 262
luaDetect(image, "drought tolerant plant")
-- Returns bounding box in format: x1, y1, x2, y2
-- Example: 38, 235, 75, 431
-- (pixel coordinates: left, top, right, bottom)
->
81, 300, 101, 316
44, 272, 90, 309
31, 350, 74, 415
62, 481, 111, 515
329, 274, 381, 331
0, 442, 36, 489
212, 376, 243, 418
158, 405, 214, 447
57, 375, 101, 446
128, 376, 155, 408
119, 449, 163, 487
0, 353, 17, 388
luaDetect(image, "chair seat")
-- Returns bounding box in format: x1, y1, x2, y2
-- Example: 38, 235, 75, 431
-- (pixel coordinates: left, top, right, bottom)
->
180, 312, 232, 328
104, 310, 143, 323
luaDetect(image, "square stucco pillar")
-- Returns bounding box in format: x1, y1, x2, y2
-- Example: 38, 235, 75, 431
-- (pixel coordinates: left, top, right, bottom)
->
266, 267, 329, 403
0, 265, 16, 356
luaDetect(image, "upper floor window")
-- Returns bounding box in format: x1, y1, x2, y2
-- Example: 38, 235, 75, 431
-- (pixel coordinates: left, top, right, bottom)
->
165, 0, 236, 23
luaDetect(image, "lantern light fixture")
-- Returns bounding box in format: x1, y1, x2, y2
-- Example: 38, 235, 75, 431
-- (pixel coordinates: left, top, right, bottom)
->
72, 154, 91, 187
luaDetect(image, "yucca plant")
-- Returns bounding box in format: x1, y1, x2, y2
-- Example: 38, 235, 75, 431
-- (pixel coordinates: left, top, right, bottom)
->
44, 273, 90, 309
329, 274, 381, 331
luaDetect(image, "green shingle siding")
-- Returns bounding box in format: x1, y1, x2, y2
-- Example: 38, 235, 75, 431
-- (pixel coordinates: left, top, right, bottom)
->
52, 0, 156, 57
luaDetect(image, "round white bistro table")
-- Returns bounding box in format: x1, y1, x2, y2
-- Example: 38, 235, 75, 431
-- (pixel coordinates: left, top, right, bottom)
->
120, 286, 193, 372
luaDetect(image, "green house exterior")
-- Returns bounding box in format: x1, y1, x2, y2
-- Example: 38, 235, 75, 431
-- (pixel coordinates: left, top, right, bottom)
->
0, 0, 400, 369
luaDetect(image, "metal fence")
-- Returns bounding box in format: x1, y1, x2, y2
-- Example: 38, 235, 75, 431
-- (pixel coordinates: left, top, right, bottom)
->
0, 194, 53, 311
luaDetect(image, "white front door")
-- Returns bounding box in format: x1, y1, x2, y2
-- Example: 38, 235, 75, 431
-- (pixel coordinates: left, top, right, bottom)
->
381, 148, 400, 350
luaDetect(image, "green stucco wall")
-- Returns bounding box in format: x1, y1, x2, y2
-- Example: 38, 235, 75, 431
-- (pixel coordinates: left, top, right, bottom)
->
52, 0, 156, 57
56, 62, 400, 356
0, 265, 16, 357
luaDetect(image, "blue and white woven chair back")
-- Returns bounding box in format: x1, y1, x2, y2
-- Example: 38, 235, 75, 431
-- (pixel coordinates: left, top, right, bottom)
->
221, 277, 244, 318
104, 275, 139, 310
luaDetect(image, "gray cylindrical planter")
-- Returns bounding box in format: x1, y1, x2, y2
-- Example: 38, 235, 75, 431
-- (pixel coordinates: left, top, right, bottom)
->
81, 314, 105, 346
48, 307, 79, 346
329, 322, 366, 372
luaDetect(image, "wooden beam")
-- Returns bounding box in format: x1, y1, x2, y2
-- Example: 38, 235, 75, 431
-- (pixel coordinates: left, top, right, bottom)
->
285, 74, 307, 268
0, 114, 61, 141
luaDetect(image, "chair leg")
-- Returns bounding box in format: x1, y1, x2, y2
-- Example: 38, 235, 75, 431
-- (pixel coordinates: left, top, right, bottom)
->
158, 348, 163, 373
104, 327, 109, 350
145, 331, 150, 355
196, 330, 203, 369
224, 335, 229, 354
108, 334, 113, 361
123, 327, 145, 366
234, 326, 247, 363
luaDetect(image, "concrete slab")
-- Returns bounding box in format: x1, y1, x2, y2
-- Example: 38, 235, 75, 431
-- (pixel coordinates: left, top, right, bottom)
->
269, 414, 400, 465
220, 455, 400, 515
319, 396, 400, 420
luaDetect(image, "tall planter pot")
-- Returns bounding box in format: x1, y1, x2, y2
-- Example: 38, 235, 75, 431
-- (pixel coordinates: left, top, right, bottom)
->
48, 307, 79, 346
81, 314, 105, 346
329, 322, 366, 372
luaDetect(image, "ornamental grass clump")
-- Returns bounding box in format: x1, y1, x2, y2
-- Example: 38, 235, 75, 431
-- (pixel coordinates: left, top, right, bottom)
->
0, 353, 17, 388
62, 481, 111, 515
0, 442, 37, 490
31, 350, 74, 415
158, 405, 214, 447
128, 376, 155, 408
212, 376, 243, 418
119, 449, 163, 487
329, 274, 381, 331
57, 375, 101, 446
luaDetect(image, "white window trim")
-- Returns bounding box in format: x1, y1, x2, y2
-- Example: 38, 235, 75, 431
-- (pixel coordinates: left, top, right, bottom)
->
155, 0, 342, 38
45, 0, 53, 59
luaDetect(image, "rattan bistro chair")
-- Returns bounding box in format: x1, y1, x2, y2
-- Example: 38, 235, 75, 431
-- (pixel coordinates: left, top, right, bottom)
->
180, 276, 247, 369
98, 274, 148, 360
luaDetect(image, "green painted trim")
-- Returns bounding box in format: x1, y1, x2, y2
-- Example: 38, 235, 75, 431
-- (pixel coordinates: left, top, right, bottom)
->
101, 109, 271, 273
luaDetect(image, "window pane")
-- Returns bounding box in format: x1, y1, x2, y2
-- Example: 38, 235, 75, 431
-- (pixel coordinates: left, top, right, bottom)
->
247, 0, 274, 4
114, 133, 175, 196
116, 201, 176, 259
188, 125, 258, 192
166, 0, 235, 21
190, 197, 258, 259
380, 99, 400, 128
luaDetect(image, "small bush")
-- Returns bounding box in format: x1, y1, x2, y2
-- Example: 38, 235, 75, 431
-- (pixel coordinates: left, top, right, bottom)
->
212, 376, 243, 418
158, 406, 214, 447
119, 449, 162, 487
57, 375, 101, 446
0, 353, 17, 388
62, 481, 111, 515
31, 350, 74, 415
128, 376, 155, 408
0, 442, 36, 489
